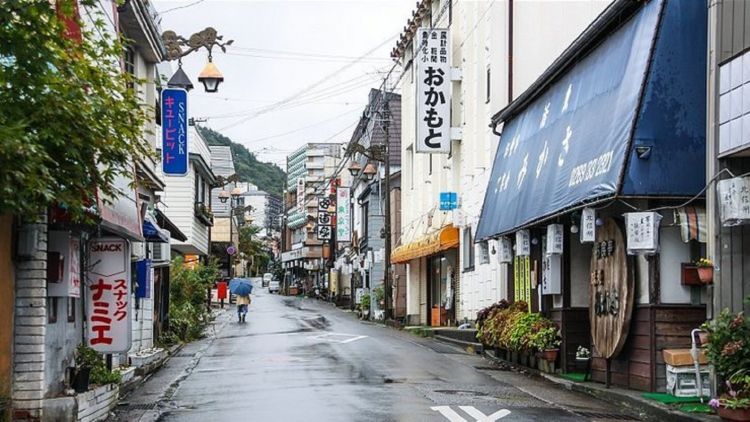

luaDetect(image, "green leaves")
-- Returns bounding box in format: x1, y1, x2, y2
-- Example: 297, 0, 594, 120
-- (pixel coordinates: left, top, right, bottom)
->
0, 1, 151, 220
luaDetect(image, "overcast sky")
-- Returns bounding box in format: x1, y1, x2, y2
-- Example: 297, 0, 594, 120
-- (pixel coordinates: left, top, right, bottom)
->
153, 0, 415, 168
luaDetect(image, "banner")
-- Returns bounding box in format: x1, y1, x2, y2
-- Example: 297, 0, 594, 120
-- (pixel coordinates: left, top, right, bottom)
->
336, 187, 351, 242
86, 238, 132, 353
161, 88, 188, 176
317, 195, 333, 240
416, 28, 451, 154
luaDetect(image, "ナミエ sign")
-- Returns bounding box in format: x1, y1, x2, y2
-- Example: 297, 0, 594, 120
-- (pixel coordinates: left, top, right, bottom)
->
161, 88, 188, 175
86, 238, 131, 353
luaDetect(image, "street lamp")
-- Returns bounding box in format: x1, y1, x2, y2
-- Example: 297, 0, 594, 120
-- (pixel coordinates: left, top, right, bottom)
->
162, 27, 233, 93
363, 163, 377, 181
348, 160, 362, 177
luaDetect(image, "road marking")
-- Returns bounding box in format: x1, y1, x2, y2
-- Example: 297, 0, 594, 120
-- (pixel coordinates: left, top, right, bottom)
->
458, 406, 511, 422
431, 406, 468, 422
308, 332, 368, 344
431, 406, 511, 422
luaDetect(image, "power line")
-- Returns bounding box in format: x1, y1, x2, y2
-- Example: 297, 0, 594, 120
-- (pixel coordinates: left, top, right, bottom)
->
234, 107, 361, 145
158, 0, 206, 15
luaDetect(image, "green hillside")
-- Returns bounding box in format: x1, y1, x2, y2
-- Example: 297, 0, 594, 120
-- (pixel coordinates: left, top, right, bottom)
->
197, 126, 286, 196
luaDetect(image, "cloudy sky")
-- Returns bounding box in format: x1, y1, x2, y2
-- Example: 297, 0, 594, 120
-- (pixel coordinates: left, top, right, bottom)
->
153, 0, 415, 168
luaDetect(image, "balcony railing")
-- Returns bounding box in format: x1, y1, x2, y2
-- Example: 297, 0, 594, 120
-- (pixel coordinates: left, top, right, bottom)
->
194, 202, 214, 226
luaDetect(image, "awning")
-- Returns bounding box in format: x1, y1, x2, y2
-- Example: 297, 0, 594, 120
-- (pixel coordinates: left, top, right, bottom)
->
477, 0, 706, 240
143, 213, 170, 243
154, 208, 188, 242
391, 225, 459, 264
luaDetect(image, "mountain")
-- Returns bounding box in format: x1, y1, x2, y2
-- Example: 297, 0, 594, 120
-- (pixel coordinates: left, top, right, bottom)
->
197, 126, 286, 197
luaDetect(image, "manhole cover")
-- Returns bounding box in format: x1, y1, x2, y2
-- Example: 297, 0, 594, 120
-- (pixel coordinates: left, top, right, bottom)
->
573, 410, 640, 421
433, 389, 489, 397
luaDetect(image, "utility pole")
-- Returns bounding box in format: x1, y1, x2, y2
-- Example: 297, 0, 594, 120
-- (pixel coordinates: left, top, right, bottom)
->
382, 90, 393, 321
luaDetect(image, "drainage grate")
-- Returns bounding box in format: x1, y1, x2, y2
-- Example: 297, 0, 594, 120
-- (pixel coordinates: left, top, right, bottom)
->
573, 410, 640, 421
117, 402, 157, 411
433, 389, 489, 397
474, 365, 510, 371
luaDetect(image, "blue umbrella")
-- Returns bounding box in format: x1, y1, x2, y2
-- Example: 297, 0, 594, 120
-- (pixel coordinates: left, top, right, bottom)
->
228, 278, 253, 296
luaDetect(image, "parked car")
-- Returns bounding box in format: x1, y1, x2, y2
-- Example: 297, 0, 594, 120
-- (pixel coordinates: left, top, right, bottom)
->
262, 273, 272, 287
268, 280, 280, 294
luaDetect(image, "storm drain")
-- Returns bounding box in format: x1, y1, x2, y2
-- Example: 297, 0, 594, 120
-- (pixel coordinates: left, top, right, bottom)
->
572, 410, 640, 421
117, 402, 157, 411
433, 389, 489, 397
474, 365, 510, 371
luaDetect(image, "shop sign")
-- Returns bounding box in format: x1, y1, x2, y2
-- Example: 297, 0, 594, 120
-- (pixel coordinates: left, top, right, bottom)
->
541, 254, 562, 295
135, 259, 151, 299
497, 236, 513, 263
297, 177, 305, 210
513, 255, 532, 304
589, 218, 633, 359
515, 230, 530, 256
546, 224, 564, 255
439, 192, 458, 210
317, 195, 333, 240
48, 232, 81, 298
717, 176, 750, 226
416, 27, 451, 154
624, 212, 662, 255
161, 88, 188, 176
86, 238, 132, 353
336, 187, 351, 242
581, 208, 596, 243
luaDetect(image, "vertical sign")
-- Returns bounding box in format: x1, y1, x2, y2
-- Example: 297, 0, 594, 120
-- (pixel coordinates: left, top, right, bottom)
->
546, 224, 564, 255
718, 176, 750, 226
515, 229, 530, 256
416, 27, 451, 154
69, 237, 81, 297
336, 187, 351, 242
296, 177, 305, 210
317, 195, 333, 240
161, 88, 188, 175
581, 207, 596, 243
86, 238, 131, 353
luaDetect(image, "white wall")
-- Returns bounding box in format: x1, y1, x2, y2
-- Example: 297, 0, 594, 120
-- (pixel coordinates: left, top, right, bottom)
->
659, 224, 693, 304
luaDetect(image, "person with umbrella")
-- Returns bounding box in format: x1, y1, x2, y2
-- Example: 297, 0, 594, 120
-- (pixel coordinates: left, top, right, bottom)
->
229, 278, 253, 323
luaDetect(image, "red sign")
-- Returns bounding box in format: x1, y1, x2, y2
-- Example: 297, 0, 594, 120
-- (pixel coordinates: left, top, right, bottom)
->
86, 238, 131, 353
217, 281, 228, 300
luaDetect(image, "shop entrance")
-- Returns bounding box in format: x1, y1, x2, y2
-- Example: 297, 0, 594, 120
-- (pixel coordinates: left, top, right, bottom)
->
427, 250, 457, 326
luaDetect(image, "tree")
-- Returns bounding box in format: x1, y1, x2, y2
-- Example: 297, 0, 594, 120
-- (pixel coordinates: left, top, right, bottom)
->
238, 224, 271, 276
0, 1, 151, 220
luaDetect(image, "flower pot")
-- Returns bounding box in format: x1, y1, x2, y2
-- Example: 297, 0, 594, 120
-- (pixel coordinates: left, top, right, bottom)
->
697, 266, 713, 284
541, 349, 559, 362
717, 406, 750, 422
574, 358, 590, 373
72, 366, 91, 393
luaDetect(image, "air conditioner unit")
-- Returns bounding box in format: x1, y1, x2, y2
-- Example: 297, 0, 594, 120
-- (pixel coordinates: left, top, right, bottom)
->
151, 241, 171, 263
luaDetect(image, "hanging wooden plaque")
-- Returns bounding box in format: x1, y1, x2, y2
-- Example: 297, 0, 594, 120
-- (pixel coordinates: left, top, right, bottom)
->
589, 218, 634, 360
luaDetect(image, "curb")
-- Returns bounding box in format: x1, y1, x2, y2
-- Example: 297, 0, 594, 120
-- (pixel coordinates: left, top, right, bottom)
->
433, 335, 484, 354
481, 350, 716, 422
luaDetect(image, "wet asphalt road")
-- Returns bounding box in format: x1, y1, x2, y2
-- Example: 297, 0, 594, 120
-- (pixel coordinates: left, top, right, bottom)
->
112, 289, 639, 422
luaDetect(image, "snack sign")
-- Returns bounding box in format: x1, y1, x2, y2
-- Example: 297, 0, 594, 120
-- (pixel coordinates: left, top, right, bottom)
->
86, 238, 132, 353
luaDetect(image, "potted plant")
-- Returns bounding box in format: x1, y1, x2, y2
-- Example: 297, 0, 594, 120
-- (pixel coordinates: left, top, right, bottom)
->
359, 294, 370, 319
703, 309, 750, 421
532, 326, 561, 362
74, 344, 122, 391
575, 346, 591, 372
696, 258, 714, 284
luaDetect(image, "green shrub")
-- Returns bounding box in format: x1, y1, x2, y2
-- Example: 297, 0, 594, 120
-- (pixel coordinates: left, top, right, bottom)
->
702, 309, 750, 380
360, 293, 371, 310
75, 344, 121, 386
163, 257, 220, 343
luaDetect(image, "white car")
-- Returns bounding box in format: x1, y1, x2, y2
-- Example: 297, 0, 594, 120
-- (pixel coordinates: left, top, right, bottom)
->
268, 280, 280, 294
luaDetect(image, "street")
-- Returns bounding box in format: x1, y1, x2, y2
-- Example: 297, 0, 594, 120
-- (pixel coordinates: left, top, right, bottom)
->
112, 290, 639, 422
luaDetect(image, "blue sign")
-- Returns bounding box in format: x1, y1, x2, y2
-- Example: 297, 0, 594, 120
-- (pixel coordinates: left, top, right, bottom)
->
135, 260, 151, 299
439, 192, 458, 211
476, 0, 662, 240
161, 88, 188, 175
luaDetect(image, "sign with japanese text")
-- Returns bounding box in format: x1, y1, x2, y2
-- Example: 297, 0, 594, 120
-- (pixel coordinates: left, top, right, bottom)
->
624, 212, 662, 255
541, 254, 562, 295
47, 232, 81, 298
497, 236, 512, 263
297, 177, 305, 210
317, 195, 333, 240
161, 88, 188, 175
439, 192, 458, 210
515, 229, 530, 256
416, 27, 451, 154
717, 176, 750, 226
546, 224, 564, 255
336, 187, 351, 242
86, 238, 131, 353
581, 208, 596, 243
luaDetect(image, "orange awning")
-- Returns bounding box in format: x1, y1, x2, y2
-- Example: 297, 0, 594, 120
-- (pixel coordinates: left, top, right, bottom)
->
391, 225, 459, 264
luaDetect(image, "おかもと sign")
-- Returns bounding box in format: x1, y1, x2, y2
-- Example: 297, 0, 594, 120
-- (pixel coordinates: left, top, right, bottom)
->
416, 28, 451, 154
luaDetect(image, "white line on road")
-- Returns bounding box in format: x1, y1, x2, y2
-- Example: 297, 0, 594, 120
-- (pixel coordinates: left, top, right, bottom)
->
431, 406, 469, 422
308, 332, 368, 344
458, 406, 511, 422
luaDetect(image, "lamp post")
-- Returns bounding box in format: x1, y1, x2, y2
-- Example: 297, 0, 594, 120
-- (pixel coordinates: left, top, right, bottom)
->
162, 27, 233, 93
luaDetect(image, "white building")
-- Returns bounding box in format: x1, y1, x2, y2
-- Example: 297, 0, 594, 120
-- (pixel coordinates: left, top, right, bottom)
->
392, 0, 608, 325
